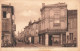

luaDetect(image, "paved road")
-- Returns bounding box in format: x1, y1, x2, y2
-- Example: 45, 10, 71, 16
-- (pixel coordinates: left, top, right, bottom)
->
16, 42, 35, 47
15, 42, 61, 47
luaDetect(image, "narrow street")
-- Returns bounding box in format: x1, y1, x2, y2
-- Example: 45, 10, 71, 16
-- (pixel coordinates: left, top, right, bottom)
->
15, 41, 62, 47
16, 42, 35, 47
15, 41, 44, 47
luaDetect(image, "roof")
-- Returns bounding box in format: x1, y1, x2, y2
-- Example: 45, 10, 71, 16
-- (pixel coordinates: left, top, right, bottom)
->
40, 3, 67, 11
24, 19, 41, 29
45, 3, 67, 7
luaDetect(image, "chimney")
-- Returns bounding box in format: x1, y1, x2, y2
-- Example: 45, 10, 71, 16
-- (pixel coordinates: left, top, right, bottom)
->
42, 3, 45, 7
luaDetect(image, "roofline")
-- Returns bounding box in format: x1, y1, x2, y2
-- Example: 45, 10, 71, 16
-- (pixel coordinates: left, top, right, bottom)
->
40, 3, 67, 11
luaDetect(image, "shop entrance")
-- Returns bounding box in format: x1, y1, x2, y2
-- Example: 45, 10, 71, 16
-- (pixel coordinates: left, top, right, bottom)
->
52, 35, 60, 45
49, 34, 60, 46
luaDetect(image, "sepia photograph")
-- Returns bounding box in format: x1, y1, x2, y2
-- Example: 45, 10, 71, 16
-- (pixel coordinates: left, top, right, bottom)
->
0, 0, 80, 51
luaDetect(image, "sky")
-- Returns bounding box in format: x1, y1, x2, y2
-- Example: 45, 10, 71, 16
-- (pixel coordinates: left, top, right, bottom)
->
0, 0, 80, 36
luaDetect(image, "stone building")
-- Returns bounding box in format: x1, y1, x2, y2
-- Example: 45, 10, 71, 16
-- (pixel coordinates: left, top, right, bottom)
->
24, 3, 77, 46
39, 3, 67, 46
67, 10, 77, 44
38, 3, 77, 46
32, 20, 39, 44
24, 26, 30, 42
24, 20, 40, 44
1, 4, 16, 47
18, 31, 25, 42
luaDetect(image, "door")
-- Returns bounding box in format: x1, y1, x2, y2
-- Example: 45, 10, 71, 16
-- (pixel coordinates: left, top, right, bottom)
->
49, 35, 52, 46
31, 37, 34, 44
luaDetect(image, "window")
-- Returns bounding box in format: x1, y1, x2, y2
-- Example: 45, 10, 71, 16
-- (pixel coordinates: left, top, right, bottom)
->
54, 23, 60, 26
54, 8, 60, 19
52, 35, 60, 44
53, 19, 60, 26
50, 9, 54, 18
54, 19, 60, 23
7, 13, 10, 18
71, 20, 72, 28
3, 11, 6, 18
61, 9, 65, 17
69, 33, 73, 40
45, 9, 49, 18
67, 35, 69, 40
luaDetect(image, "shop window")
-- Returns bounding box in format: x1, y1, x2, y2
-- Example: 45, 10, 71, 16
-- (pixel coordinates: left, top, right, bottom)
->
52, 35, 60, 44
3, 11, 6, 18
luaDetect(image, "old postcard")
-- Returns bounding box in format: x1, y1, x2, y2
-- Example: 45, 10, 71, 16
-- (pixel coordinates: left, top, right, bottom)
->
0, 0, 80, 51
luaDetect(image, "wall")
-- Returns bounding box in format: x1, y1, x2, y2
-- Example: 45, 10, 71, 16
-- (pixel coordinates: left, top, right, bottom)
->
40, 3, 67, 32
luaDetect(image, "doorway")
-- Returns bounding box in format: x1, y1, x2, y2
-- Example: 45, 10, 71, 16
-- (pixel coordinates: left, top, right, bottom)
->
31, 37, 34, 44
52, 35, 60, 46
49, 35, 52, 46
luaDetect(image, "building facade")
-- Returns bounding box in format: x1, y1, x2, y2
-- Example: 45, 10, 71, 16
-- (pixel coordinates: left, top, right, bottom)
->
24, 20, 40, 44
1, 4, 16, 47
39, 3, 67, 46
18, 31, 25, 42
38, 3, 77, 46
24, 3, 77, 46
67, 10, 77, 44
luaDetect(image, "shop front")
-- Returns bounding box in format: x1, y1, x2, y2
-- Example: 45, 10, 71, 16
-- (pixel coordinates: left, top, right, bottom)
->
39, 34, 45, 45
48, 32, 66, 46
39, 32, 66, 46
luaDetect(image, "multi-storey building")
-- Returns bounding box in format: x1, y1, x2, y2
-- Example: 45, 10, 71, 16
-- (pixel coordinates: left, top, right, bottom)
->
24, 3, 77, 46
1, 4, 16, 47
32, 20, 39, 44
38, 3, 77, 46
24, 20, 40, 44
24, 26, 29, 42
18, 31, 25, 42
67, 10, 77, 44
39, 3, 67, 46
